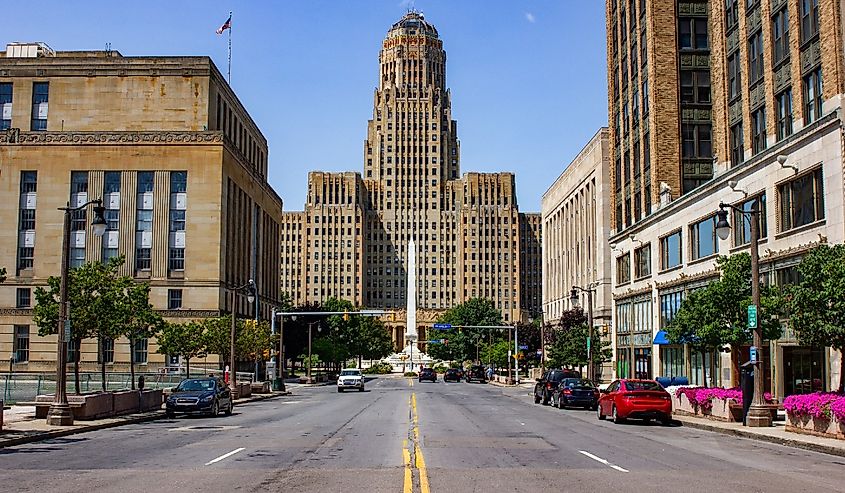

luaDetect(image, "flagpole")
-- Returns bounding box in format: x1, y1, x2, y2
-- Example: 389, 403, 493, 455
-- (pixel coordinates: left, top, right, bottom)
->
227, 10, 232, 84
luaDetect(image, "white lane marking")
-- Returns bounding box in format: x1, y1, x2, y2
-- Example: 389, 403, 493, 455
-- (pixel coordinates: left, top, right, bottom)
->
205, 447, 245, 466
579, 450, 629, 473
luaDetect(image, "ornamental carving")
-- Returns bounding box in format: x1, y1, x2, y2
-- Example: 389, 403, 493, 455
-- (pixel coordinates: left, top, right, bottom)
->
681, 108, 711, 122
678, 3, 707, 15
774, 63, 792, 93
800, 41, 822, 73
749, 83, 766, 110
158, 309, 221, 318
0, 131, 224, 145
729, 100, 743, 124
727, 31, 740, 55
771, 0, 787, 12
680, 54, 709, 68
747, 8, 762, 33
0, 308, 33, 316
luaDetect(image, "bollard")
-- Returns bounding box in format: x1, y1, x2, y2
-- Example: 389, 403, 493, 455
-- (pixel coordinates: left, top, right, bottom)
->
0, 399, 4, 431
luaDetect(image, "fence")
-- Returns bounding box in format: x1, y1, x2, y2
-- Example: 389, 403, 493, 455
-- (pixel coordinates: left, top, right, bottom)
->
1, 368, 254, 404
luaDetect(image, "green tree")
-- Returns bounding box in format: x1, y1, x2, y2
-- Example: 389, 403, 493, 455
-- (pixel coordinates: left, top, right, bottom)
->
787, 244, 845, 392
356, 317, 394, 367
116, 281, 164, 389
202, 316, 233, 367
546, 323, 612, 370
157, 321, 206, 377
32, 257, 129, 393
429, 298, 503, 362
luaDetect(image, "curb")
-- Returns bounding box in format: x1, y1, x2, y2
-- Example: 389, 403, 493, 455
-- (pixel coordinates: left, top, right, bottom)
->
677, 418, 845, 458
0, 391, 291, 450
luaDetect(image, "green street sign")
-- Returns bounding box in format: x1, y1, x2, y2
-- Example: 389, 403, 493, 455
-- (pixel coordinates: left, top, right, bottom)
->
748, 305, 758, 329
586, 336, 591, 351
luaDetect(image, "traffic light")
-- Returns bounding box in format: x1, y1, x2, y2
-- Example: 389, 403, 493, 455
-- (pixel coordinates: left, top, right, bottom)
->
343, 311, 350, 321
444, 339, 449, 345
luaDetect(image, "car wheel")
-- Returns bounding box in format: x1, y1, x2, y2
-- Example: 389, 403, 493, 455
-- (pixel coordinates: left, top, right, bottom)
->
210, 399, 219, 417
337, 387, 344, 393
359, 386, 364, 392
612, 405, 625, 424
660, 415, 672, 426
534, 392, 541, 404
542, 391, 550, 406
596, 405, 606, 420
165, 410, 175, 418
557, 397, 565, 409
225, 402, 233, 416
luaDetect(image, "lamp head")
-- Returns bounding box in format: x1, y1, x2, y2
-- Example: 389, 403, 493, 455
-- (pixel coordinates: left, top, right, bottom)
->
777, 155, 788, 165
569, 287, 580, 307
246, 279, 256, 304
715, 207, 731, 241
91, 203, 107, 237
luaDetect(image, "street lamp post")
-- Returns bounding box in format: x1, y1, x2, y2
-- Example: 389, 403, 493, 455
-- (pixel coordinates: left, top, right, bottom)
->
47, 199, 107, 426
306, 321, 321, 383
228, 280, 256, 399
716, 199, 771, 427
571, 283, 596, 383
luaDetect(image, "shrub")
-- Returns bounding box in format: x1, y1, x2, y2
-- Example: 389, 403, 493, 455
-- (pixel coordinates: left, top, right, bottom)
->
432, 364, 448, 373
675, 386, 773, 411
363, 362, 394, 374
783, 392, 845, 420
404, 372, 418, 377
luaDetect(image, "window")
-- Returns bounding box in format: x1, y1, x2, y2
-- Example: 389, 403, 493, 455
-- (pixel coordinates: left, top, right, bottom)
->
70, 248, 85, 269
137, 171, 154, 193
136, 210, 152, 231
690, 215, 718, 260
616, 253, 631, 285
642, 79, 649, 115
772, 8, 790, 65
751, 108, 767, 154
13, 325, 29, 363
725, 0, 739, 31
169, 210, 186, 231
679, 17, 708, 49
634, 244, 651, 278
800, 0, 819, 44
101, 338, 114, 364
730, 123, 744, 166
733, 194, 768, 245
169, 248, 185, 271
728, 53, 742, 101
134, 338, 149, 364
19, 209, 35, 230
21, 171, 37, 193
682, 124, 712, 158
30, 82, 48, 131
779, 168, 824, 231
16, 288, 31, 308
680, 70, 710, 104
0, 82, 11, 130
803, 68, 823, 124
660, 290, 685, 328
170, 171, 187, 193
747, 31, 764, 84
104, 171, 121, 194
776, 89, 793, 140
660, 231, 682, 270
136, 248, 151, 270
168, 289, 183, 309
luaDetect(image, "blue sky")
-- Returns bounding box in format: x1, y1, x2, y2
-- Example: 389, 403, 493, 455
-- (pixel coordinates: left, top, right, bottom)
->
5, 1, 607, 212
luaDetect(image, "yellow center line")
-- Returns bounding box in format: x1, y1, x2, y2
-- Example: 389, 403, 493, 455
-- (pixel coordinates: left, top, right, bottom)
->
402, 439, 413, 493
410, 392, 430, 493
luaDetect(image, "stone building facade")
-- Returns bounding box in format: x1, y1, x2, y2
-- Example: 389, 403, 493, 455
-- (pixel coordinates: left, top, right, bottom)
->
0, 43, 283, 373
280, 13, 541, 347
606, 0, 845, 397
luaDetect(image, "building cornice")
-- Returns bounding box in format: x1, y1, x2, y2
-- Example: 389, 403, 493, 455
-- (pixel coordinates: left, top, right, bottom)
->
612, 284, 654, 300
653, 268, 719, 291
1, 129, 223, 145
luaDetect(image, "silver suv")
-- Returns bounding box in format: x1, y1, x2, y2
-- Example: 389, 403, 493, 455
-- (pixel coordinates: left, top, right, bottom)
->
337, 368, 365, 392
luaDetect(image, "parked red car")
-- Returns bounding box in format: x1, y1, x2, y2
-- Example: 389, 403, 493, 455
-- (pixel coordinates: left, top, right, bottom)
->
596, 379, 672, 425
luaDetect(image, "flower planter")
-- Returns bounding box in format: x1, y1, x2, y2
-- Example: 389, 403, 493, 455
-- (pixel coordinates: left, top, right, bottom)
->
786, 414, 845, 440
139, 389, 163, 411
671, 393, 698, 416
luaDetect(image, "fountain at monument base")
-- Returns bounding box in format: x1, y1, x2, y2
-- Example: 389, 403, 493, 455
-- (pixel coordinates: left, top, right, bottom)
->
383, 343, 435, 373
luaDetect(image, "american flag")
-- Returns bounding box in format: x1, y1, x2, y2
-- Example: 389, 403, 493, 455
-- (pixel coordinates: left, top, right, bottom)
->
216, 15, 232, 35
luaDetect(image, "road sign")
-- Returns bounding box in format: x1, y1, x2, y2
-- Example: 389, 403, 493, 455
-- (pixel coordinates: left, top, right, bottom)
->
518, 345, 529, 350
586, 336, 592, 352
427, 339, 442, 344
748, 305, 758, 328
750, 346, 758, 364
432, 323, 452, 329
64, 320, 71, 340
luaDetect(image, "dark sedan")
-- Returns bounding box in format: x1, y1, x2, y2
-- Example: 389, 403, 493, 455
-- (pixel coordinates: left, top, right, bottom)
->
419, 368, 437, 382
443, 368, 462, 382
551, 378, 600, 410
464, 365, 487, 383
165, 377, 233, 417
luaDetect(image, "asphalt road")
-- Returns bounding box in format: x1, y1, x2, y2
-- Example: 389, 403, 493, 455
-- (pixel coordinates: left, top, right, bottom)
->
1, 376, 844, 492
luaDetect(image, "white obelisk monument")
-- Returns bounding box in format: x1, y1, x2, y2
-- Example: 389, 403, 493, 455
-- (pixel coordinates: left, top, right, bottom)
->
405, 239, 418, 370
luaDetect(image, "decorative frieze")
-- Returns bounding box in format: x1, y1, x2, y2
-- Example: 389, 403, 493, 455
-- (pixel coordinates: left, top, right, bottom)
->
0, 131, 224, 145
679, 54, 710, 69
746, 8, 762, 34
678, 3, 708, 15
773, 63, 792, 94
749, 83, 766, 111
729, 100, 743, 124
681, 108, 712, 122
771, 0, 787, 12
727, 30, 740, 55
800, 40, 822, 74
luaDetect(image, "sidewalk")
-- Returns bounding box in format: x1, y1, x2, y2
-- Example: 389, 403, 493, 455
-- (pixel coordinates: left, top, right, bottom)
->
674, 414, 845, 458
0, 391, 289, 449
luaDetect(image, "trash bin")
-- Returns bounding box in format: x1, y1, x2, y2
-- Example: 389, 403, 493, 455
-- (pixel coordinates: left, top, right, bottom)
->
740, 361, 754, 426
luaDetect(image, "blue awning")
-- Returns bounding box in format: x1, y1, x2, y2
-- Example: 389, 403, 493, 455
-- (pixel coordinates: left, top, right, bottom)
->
653, 330, 671, 345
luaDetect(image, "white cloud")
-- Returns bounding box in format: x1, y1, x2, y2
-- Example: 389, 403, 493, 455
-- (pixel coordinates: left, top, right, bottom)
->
525, 12, 536, 23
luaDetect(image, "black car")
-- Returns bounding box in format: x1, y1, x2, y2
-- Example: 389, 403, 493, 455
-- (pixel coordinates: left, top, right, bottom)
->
419, 368, 437, 382
533, 369, 582, 405
551, 378, 600, 410
465, 365, 487, 383
443, 368, 462, 382
165, 377, 233, 417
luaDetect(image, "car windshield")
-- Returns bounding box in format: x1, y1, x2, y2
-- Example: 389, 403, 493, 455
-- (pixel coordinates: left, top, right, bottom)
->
562, 378, 594, 388
341, 370, 360, 376
625, 381, 663, 391
549, 372, 567, 382
176, 379, 215, 392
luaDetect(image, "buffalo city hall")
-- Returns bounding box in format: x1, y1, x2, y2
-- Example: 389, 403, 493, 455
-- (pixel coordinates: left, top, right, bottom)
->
280, 12, 542, 347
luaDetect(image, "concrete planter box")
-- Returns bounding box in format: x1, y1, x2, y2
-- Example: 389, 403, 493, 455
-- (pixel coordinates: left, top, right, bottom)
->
672, 394, 740, 422
139, 389, 163, 411
68, 393, 113, 420
251, 381, 271, 394
112, 390, 140, 415
237, 382, 252, 398
672, 393, 699, 416
787, 413, 845, 440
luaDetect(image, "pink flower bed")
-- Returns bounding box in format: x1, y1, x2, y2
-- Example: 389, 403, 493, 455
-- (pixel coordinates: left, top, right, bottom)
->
675, 387, 772, 411
783, 392, 845, 421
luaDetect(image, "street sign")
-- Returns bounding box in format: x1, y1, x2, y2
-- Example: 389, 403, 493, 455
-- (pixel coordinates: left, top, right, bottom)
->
432, 323, 452, 329
586, 336, 592, 351
750, 346, 758, 364
428, 339, 442, 344
64, 320, 71, 340
518, 345, 529, 350
747, 305, 758, 329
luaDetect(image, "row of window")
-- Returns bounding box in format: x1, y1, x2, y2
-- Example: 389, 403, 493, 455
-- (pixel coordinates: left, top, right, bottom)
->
0, 82, 48, 131
616, 168, 824, 284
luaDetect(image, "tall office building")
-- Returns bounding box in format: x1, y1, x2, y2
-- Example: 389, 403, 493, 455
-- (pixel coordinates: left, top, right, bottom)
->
0, 43, 283, 372
607, 0, 715, 233
280, 12, 541, 344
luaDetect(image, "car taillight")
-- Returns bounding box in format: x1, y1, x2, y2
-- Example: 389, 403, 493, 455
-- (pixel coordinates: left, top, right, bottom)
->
546, 383, 552, 390
562, 388, 572, 394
